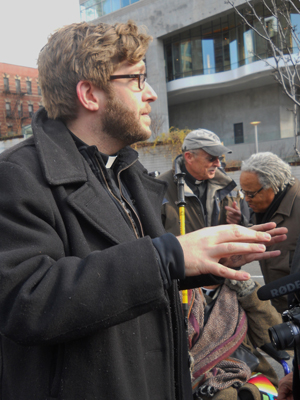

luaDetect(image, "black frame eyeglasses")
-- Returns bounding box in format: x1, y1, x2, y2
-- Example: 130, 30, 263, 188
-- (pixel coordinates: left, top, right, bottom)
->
109, 73, 147, 90
241, 187, 264, 199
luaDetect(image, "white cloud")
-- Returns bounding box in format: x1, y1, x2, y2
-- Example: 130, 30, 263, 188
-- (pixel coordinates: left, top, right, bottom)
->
1, 0, 81, 68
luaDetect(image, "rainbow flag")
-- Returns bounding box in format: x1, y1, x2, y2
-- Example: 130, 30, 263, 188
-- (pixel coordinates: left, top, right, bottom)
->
248, 373, 278, 400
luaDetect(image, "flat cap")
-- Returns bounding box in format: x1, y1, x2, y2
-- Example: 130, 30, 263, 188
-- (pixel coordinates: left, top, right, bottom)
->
182, 129, 232, 156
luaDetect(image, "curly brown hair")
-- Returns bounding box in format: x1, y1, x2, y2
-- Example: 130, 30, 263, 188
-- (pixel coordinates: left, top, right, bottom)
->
38, 20, 152, 121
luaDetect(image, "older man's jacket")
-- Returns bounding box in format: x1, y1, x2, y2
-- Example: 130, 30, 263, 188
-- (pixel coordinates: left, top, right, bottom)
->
0, 108, 197, 400
159, 155, 249, 236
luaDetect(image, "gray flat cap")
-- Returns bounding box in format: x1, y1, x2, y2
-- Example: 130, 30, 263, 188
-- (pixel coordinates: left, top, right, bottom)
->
182, 129, 232, 156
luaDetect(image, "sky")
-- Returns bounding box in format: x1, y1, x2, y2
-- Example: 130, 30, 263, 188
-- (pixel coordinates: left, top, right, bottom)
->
1, 0, 81, 69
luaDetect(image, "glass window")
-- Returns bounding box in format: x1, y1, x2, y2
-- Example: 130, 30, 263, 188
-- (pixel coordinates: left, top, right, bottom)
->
28, 104, 34, 117
26, 81, 32, 95
112, 0, 120, 11
243, 28, 255, 64
38, 85, 41, 96
291, 13, 300, 53
4, 77, 9, 91
163, 4, 300, 82
15, 79, 21, 93
191, 38, 203, 75
103, 0, 111, 15
18, 103, 23, 117
165, 43, 173, 81
202, 39, 215, 74
181, 41, 192, 77
234, 123, 244, 144
121, 0, 130, 6
6, 102, 11, 116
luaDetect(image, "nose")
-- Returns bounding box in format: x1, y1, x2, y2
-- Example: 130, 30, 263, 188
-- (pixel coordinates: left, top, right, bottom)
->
213, 158, 221, 167
143, 82, 157, 103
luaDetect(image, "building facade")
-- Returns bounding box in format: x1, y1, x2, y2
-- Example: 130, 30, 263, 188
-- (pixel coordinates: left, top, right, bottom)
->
80, 0, 300, 164
0, 63, 42, 137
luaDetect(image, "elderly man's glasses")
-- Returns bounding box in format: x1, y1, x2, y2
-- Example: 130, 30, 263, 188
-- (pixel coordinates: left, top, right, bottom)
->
241, 187, 263, 199
109, 73, 147, 90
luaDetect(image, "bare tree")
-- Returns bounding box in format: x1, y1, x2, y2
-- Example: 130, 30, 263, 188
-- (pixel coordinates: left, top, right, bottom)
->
226, 0, 300, 157
150, 112, 166, 139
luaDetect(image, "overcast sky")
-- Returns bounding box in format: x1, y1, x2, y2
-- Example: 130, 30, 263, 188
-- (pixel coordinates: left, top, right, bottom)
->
1, 0, 81, 68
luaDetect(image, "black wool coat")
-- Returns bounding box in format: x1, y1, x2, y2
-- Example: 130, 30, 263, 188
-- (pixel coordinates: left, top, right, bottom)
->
0, 109, 192, 400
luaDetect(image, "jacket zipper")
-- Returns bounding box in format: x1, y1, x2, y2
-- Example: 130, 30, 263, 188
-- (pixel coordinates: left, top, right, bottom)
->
117, 161, 144, 238
96, 158, 142, 239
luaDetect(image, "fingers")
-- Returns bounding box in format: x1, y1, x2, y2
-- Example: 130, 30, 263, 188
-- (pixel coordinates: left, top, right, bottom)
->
210, 225, 271, 244
243, 250, 281, 264
209, 242, 266, 260
185, 258, 251, 280
250, 222, 277, 232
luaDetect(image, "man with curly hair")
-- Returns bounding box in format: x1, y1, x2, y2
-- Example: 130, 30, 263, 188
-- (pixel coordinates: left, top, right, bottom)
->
0, 22, 286, 400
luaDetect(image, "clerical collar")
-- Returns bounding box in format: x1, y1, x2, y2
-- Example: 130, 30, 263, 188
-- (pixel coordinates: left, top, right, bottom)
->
68, 129, 118, 167
181, 163, 206, 186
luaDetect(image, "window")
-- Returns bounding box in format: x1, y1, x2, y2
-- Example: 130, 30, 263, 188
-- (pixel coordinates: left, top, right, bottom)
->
37, 85, 41, 96
18, 103, 23, 117
234, 123, 244, 144
4, 77, 9, 91
28, 104, 34, 117
26, 80, 32, 95
15, 78, 21, 93
6, 102, 11, 117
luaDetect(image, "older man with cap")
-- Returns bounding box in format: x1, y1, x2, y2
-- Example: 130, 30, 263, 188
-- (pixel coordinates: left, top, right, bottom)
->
158, 129, 250, 236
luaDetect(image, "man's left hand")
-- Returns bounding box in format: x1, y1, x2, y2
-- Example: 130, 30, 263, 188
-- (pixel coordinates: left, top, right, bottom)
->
221, 222, 288, 269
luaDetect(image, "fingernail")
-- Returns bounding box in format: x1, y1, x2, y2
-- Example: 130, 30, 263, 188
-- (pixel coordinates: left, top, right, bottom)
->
258, 244, 266, 250
243, 273, 250, 280
263, 233, 271, 240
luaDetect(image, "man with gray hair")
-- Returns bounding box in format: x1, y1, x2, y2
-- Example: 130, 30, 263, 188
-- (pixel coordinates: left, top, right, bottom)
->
240, 152, 300, 313
159, 128, 250, 236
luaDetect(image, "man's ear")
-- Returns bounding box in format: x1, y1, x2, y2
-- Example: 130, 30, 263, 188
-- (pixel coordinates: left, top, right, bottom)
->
76, 81, 102, 111
183, 151, 193, 165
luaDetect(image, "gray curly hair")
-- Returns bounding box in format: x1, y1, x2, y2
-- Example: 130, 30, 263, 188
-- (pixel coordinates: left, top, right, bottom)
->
241, 152, 295, 194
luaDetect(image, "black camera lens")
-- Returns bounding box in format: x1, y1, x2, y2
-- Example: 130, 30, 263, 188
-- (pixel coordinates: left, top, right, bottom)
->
269, 321, 300, 350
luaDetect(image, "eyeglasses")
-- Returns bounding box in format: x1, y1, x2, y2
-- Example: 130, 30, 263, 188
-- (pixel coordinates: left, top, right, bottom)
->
241, 187, 264, 199
109, 73, 147, 90
207, 155, 221, 163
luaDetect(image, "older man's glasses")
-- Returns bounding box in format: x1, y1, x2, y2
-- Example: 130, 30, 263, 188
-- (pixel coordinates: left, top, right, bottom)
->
109, 73, 147, 90
241, 187, 263, 199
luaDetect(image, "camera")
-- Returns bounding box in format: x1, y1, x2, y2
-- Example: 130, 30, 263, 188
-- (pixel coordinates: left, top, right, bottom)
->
268, 305, 300, 350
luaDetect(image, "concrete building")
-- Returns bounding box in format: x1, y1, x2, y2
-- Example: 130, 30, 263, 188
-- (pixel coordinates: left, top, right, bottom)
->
79, 0, 300, 169
0, 63, 42, 137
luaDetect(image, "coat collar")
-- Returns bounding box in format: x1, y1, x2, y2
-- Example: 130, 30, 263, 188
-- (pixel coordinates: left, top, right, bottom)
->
273, 178, 300, 218
32, 108, 88, 185
32, 108, 139, 185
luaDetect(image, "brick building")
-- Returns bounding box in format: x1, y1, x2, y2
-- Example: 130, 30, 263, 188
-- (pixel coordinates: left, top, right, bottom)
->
0, 63, 42, 137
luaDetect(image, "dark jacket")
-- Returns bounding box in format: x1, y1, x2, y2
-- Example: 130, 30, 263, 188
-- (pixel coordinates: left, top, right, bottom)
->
0, 108, 194, 400
253, 179, 300, 314
158, 155, 249, 236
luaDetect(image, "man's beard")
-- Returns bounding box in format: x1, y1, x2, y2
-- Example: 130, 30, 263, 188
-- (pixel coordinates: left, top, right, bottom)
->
101, 96, 151, 146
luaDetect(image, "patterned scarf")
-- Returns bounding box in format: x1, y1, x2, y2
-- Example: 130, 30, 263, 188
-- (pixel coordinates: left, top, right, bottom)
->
184, 285, 251, 397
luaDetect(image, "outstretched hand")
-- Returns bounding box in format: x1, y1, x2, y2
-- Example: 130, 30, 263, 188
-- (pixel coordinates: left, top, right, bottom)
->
177, 224, 273, 281
221, 222, 288, 269
225, 201, 242, 224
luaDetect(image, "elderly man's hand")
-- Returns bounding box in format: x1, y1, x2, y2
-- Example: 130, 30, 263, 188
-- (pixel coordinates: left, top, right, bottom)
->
177, 224, 273, 280
221, 222, 288, 269
225, 201, 242, 224
278, 372, 293, 400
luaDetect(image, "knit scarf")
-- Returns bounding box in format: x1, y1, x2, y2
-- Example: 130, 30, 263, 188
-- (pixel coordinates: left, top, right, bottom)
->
184, 285, 251, 397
